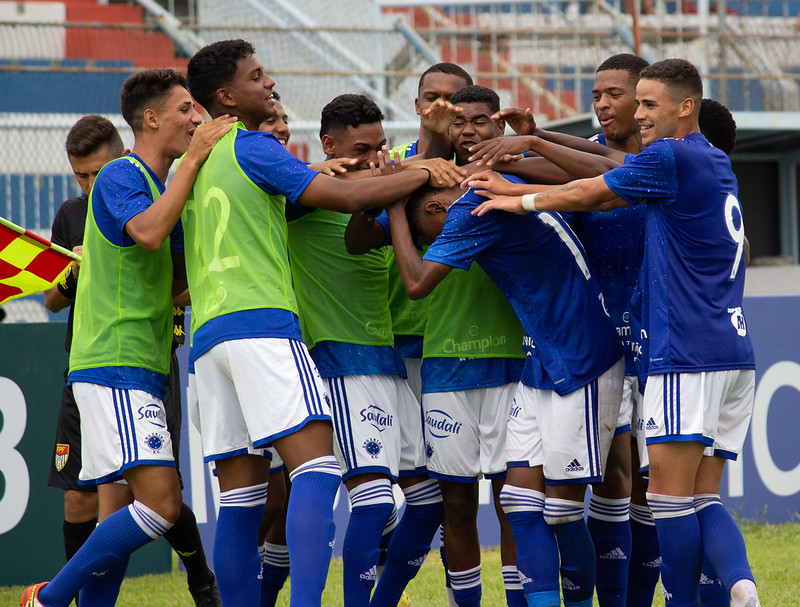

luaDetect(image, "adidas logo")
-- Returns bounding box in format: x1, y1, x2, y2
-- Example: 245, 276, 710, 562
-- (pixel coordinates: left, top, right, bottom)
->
599, 547, 628, 560
565, 458, 584, 472
644, 556, 662, 568
407, 555, 428, 568
561, 577, 580, 591
519, 573, 533, 585
661, 584, 672, 601
699, 573, 715, 585
646, 417, 659, 431
360, 565, 378, 581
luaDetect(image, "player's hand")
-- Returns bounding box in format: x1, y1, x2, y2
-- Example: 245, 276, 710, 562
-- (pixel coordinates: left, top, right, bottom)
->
421, 99, 462, 134
309, 157, 358, 176
71, 245, 83, 278
493, 107, 537, 136
370, 146, 402, 177
471, 193, 526, 216
185, 115, 238, 165
468, 136, 536, 167
408, 157, 466, 187
462, 169, 517, 196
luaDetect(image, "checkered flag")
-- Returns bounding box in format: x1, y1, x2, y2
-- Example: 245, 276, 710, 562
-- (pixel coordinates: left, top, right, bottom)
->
0, 216, 80, 305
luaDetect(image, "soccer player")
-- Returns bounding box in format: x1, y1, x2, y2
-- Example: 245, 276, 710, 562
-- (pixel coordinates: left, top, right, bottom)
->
183, 39, 463, 607
469, 58, 760, 607
43, 114, 221, 607
22, 70, 234, 607
285, 92, 431, 607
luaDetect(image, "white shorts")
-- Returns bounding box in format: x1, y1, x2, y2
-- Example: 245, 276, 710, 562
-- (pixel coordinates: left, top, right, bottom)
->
73, 382, 175, 485
328, 374, 424, 481
194, 338, 331, 463
643, 369, 755, 460
267, 447, 285, 472
616, 375, 636, 434
423, 383, 517, 481
507, 359, 624, 485
627, 376, 650, 472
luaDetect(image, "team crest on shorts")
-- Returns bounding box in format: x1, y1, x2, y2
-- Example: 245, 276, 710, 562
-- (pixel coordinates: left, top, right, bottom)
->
55, 444, 69, 471
144, 433, 166, 454
362, 438, 383, 459
425, 442, 434, 460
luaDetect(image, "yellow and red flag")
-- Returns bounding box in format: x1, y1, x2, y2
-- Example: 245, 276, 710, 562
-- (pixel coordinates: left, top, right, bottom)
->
0, 216, 80, 305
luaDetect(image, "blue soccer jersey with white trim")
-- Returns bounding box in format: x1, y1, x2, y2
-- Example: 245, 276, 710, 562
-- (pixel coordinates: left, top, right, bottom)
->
423, 182, 622, 395
603, 133, 755, 375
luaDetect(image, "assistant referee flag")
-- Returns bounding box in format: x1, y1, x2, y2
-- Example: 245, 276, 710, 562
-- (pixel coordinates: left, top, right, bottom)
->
0, 216, 80, 305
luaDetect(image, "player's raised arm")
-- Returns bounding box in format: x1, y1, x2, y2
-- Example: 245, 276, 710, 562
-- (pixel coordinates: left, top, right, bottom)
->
384, 197, 452, 300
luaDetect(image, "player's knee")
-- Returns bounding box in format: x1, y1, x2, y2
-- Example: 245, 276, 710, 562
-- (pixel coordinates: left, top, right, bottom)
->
64, 489, 99, 522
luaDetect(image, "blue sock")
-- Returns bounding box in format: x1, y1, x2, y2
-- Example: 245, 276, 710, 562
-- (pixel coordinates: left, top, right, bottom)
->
648, 492, 702, 606
342, 478, 395, 607
627, 504, 661, 607
40, 501, 169, 607
449, 564, 482, 607
502, 565, 527, 607
259, 542, 290, 607
498, 485, 560, 607
439, 526, 458, 606
698, 551, 729, 607
286, 456, 342, 607
77, 556, 129, 607
695, 494, 754, 593
544, 497, 594, 607
370, 479, 444, 607
588, 495, 631, 607
215, 483, 268, 607
378, 504, 398, 570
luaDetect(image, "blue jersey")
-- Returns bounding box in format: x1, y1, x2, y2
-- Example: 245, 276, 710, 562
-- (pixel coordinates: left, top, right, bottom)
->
424, 185, 622, 395
571, 137, 646, 378
603, 133, 755, 375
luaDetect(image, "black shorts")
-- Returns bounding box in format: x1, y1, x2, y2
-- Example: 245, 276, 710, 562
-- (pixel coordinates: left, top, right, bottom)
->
48, 351, 184, 491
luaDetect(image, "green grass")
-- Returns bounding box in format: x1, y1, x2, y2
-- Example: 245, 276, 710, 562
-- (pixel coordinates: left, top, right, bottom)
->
4, 522, 798, 606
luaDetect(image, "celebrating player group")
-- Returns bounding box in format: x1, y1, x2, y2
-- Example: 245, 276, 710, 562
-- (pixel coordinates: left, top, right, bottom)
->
24, 37, 760, 607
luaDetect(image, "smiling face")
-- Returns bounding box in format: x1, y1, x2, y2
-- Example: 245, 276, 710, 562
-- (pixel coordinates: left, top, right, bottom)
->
223, 54, 277, 129
634, 78, 689, 147
259, 100, 291, 146
156, 85, 203, 159
592, 68, 640, 149
448, 101, 503, 165
322, 121, 386, 171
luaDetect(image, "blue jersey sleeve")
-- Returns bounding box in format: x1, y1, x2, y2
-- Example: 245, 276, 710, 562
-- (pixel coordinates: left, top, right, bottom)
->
423, 190, 502, 270
235, 130, 319, 204
170, 219, 184, 253
92, 157, 164, 248
603, 140, 678, 206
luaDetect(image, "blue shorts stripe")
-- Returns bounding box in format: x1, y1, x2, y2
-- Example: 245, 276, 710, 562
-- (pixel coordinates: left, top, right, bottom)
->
675, 373, 681, 434
591, 380, 601, 478
330, 377, 356, 470
290, 340, 321, 416
124, 390, 139, 464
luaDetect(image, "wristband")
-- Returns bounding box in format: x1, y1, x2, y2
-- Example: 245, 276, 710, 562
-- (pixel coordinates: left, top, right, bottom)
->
418, 166, 433, 182
521, 193, 538, 212
56, 265, 78, 299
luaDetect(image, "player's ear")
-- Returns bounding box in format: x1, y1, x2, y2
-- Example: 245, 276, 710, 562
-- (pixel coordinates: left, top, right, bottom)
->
216, 86, 236, 110
321, 134, 337, 156
679, 96, 695, 119
496, 118, 506, 137
414, 97, 421, 116
424, 199, 448, 214
142, 108, 158, 130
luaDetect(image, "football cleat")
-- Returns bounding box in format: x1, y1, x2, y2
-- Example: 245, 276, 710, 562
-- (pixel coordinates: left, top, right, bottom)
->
189, 571, 222, 607
20, 582, 49, 607
397, 590, 413, 607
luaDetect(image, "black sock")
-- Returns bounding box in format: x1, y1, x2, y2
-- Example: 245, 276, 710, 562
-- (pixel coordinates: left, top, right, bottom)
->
63, 518, 97, 562
163, 502, 214, 589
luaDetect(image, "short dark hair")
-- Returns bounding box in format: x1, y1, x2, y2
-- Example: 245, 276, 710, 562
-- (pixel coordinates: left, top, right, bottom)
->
699, 98, 736, 155
639, 58, 703, 107
187, 39, 255, 112
319, 94, 384, 139
418, 62, 473, 93
120, 69, 188, 132
66, 114, 124, 158
596, 53, 650, 83
449, 85, 501, 115
406, 185, 440, 250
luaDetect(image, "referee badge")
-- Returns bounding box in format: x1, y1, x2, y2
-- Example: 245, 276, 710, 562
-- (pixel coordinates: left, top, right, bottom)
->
55, 444, 69, 471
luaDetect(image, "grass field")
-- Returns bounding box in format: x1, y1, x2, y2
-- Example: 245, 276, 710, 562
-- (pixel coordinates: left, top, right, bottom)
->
3, 521, 798, 606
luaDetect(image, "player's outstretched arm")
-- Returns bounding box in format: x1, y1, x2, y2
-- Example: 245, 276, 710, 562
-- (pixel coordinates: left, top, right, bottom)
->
470, 173, 627, 216
309, 157, 359, 176
420, 99, 460, 159
385, 199, 452, 300
298, 159, 466, 214
126, 115, 237, 252
492, 107, 537, 136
